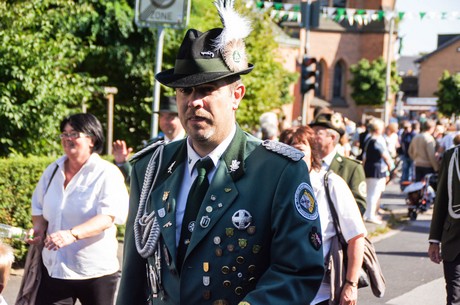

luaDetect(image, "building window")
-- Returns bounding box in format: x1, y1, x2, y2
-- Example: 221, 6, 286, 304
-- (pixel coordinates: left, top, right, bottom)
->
320, 0, 347, 7
333, 62, 344, 98
331, 60, 348, 107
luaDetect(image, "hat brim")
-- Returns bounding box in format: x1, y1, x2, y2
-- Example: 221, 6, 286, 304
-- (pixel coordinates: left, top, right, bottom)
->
155, 64, 254, 88
309, 122, 345, 136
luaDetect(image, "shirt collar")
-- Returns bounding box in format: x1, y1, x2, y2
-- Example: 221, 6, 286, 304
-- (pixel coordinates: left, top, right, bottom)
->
322, 148, 337, 168
165, 129, 186, 143
186, 125, 236, 176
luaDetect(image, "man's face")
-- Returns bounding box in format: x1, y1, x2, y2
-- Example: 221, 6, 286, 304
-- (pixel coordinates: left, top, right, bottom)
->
312, 126, 335, 156
176, 79, 244, 152
159, 112, 182, 139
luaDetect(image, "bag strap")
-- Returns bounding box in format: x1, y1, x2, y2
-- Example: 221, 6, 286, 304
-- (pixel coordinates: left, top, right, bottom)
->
324, 170, 347, 247
44, 164, 59, 195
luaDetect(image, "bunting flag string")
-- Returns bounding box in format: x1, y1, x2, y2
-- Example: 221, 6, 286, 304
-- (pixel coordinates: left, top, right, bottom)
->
247, 0, 460, 25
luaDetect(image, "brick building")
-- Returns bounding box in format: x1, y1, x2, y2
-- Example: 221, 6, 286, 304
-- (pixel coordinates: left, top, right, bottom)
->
272, 0, 397, 125
415, 35, 460, 97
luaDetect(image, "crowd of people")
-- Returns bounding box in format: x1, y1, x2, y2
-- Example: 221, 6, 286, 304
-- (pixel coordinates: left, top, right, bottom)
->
4, 0, 459, 304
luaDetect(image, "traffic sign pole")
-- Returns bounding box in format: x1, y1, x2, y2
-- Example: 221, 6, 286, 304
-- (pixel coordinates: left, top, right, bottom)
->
135, 0, 191, 139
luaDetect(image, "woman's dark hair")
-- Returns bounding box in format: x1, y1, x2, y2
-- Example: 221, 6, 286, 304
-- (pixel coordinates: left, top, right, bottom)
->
279, 125, 321, 171
60, 113, 105, 154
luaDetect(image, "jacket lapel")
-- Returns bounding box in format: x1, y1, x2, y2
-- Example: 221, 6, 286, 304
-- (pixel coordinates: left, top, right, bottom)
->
150, 141, 187, 266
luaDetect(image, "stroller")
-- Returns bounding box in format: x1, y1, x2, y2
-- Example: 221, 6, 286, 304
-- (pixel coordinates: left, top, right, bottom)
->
403, 173, 438, 220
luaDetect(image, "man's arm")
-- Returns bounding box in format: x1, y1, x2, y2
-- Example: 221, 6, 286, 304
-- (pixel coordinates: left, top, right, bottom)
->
116, 162, 149, 305
241, 161, 324, 305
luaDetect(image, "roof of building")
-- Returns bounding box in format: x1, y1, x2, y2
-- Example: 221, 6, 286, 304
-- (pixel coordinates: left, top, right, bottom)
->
415, 35, 460, 64
397, 56, 420, 76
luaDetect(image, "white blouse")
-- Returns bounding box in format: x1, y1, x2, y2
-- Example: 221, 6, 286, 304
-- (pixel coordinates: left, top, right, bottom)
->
32, 153, 129, 279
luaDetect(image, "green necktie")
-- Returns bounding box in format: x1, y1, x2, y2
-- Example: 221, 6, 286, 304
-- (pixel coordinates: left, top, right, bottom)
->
177, 157, 214, 267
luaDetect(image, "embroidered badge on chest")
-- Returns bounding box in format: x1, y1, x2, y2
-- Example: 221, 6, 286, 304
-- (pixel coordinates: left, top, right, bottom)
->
294, 182, 318, 221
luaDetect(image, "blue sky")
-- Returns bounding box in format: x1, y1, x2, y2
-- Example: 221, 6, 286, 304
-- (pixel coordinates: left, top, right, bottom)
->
395, 0, 460, 56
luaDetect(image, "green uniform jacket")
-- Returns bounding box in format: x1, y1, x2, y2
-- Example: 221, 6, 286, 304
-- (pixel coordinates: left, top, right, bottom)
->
329, 153, 367, 215
429, 147, 460, 262
116, 127, 324, 305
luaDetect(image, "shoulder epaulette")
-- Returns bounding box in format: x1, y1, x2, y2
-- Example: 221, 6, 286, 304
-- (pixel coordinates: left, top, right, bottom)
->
347, 157, 363, 165
262, 140, 304, 161
129, 140, 165, 163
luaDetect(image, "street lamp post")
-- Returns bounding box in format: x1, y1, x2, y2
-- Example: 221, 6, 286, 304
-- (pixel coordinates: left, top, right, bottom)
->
383, 12, 395, 125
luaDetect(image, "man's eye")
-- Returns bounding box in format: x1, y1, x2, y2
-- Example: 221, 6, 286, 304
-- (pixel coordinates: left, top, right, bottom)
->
179, 88, 193, 94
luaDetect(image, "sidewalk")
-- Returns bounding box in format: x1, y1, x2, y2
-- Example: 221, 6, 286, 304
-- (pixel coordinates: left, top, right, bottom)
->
3, 179, 408, 304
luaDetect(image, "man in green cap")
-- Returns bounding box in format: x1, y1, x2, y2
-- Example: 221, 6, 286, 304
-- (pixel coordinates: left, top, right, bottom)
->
310, 112, 367, 215
112, 96, 185, 181
116, 1, 324, 304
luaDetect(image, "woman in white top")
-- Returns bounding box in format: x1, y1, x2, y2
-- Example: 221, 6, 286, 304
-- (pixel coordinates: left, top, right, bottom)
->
280, 125, 367, 305
27, 113, 129, 305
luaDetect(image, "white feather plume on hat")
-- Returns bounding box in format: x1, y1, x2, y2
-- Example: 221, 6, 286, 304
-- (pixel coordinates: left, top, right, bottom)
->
213, 0, 252, 72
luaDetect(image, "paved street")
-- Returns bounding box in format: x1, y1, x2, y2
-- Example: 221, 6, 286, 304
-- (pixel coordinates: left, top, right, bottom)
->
3, 180, 447, 304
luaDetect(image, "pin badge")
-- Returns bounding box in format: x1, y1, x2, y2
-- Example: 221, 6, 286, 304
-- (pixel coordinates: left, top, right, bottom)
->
213, 236, 221, 245
167, 161, 176, 174
203, 262, 209, 272
162, 191, 170, 202
163, 221, 172, 228
309, 226, 322, 251
229, 160, 240, 172
200, 216, 211, 228
215, 247, 223, 257
238, 238, 248, 249
157, 208, 166, 218
247, 226, 256, 235
224, 188, 232, 193
206, 206, 213, 213
218, 203, 223, 208
225, 228, 234, 237
231, 209, 252, 230
203, 276, 210, 286
188, 221, 195, 233
211, 195, 217, 201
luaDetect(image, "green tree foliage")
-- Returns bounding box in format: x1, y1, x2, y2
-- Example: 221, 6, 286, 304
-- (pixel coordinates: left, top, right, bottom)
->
435, 71, 460, 116
0, 1, 103, 157
349, 57, 401, 106
0, 0, 296, 157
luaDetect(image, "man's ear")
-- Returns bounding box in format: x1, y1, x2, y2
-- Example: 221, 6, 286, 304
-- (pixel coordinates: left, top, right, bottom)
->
232, 83, 245, 110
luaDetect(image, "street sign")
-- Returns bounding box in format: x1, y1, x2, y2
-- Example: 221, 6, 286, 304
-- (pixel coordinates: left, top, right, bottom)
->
135, 0, 191, 28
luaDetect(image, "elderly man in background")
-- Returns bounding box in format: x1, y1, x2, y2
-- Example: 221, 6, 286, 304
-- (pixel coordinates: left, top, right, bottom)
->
409, 119, 439, 182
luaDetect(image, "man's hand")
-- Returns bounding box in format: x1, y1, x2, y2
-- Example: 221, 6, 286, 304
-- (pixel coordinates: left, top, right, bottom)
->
428, 243, 442, 264
113, 140, 133, 164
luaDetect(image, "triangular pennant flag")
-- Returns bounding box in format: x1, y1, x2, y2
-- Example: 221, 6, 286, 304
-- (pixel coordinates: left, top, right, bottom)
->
336, 8, 346, 22
274, 3, 283, 10
367, 9, 377, 22
398, 12, 405, 21
284, 3, 293, 11
377, 10, 385, 21
419, 12, 426, 20
355, 14, 363, 26
327, 7, 336, 20
347, 9, 356, 25
256, 1, 264, 9
385, 11, 394, 22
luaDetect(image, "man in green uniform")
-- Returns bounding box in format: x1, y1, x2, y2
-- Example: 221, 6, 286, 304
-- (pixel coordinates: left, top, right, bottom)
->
310, 112, 367, 215
113, 96, 185, 182
429, 145, 460, 304
116, 1, 324, 305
